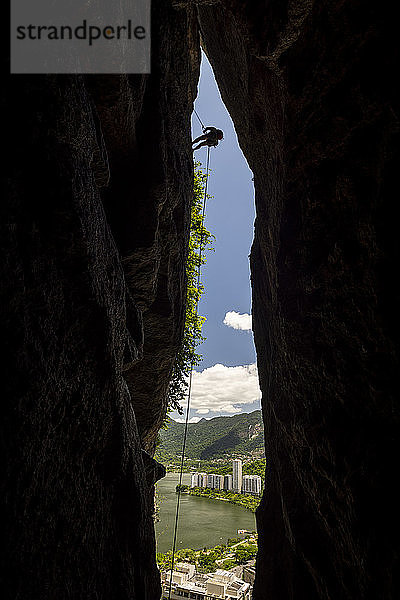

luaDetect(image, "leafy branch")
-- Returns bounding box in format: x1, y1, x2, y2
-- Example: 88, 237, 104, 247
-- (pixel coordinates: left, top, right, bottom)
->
166, 162, 214, 413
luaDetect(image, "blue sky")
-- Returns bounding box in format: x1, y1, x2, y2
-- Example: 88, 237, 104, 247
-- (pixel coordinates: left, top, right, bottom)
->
171, 54, 261, 423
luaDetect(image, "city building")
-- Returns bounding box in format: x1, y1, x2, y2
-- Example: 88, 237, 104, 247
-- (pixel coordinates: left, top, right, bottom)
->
200, 472, 208, 488
207, 473, 217, 489
214, 474, 224, 490
242, 564, 256, 585
161, 564, 252, 600
224, 474, 232, 490
190, 460, 261, 494
191, 473, 200, 488
232, 459, 243, 492
242, 474, 262, 495
191, 472, 208, 488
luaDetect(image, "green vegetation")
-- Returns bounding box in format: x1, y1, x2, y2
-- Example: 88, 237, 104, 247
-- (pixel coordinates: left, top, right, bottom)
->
222, 559, 236, 570
166, 163, 214, 413
163, 457, 266, 486
177, 485, 261, 513
197, 550, 219, 573
242, 459, 266, 481
234, 543, 258, 564
156, 536, 258, 574
155, 410, 264, 462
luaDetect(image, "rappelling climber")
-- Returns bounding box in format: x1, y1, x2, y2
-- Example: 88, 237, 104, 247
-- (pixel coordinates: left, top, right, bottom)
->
192, 126, 224, 151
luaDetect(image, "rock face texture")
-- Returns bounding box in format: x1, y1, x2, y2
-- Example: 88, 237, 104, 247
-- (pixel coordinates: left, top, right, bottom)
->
198, 1, 399, 599
2, 2, 199, 599
3, 1, 399, 599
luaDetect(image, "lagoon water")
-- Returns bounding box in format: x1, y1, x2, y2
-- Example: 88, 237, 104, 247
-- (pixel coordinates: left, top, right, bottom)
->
155, 472, 257, 553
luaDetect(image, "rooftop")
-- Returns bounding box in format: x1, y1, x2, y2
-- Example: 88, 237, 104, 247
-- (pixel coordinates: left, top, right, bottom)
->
161, 564, 251, 599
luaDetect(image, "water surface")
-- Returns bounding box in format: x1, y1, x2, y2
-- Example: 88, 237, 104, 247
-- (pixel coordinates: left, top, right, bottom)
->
155, 472, 257, 553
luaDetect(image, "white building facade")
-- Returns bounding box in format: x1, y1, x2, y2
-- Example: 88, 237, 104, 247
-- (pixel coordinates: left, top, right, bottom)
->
161, 564, 251, 600
190, 460, 261, 494
191, 472, 208, 488
191, 473, 200, 488
232, 459, 243, 492
242, 474, 262, 495
214, 474, 224, 490
207, 474, 216, 489
224, 474, 232, 490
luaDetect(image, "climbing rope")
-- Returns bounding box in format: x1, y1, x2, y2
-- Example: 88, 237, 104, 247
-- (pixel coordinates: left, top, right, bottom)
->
193, 107, 206, 131
167, 146, 211, 600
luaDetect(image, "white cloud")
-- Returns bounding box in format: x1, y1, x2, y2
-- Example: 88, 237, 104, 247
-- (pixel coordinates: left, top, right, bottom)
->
223, 311, 252, 331
181, 363, 261, 415
175, 416, 202, 424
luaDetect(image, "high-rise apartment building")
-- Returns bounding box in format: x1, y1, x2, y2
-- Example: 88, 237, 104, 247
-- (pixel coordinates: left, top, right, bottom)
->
214, 474, 224, 490
224, 474, 232, 491
199, 472, 208, 488
191, 472, 208, 488
242, 475, 262, 495
190, 462, 261, 494
232, 459, 243, 492
207, 474, 216, 489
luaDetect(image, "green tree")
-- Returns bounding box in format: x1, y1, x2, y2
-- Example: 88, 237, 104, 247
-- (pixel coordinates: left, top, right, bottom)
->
243, 458, 266, 485
234, 544, 257, 564
178, 548, 196, 564
222, 559, 236, 570
156, 550, 173, 571
167, 162, 214, 413
197, 550, 218, 573
213, 545, 226, 557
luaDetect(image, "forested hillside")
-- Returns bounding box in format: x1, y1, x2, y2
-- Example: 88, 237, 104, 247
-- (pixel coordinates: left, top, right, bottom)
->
155, 410, 264, 461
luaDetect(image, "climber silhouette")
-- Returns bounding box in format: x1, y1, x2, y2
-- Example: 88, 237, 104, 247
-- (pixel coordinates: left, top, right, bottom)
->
192, 126, 224, 151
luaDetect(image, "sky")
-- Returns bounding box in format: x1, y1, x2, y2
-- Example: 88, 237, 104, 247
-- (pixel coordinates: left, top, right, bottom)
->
170, 53, 261, 423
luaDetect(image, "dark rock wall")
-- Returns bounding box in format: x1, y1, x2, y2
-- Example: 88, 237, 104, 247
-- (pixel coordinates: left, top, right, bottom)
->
88, 1, 200, 451
2, 2, 199, 598
198, 1, 399, 599
3, 1, 399, 598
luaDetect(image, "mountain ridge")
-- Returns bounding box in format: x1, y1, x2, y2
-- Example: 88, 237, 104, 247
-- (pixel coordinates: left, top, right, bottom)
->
155, 410, 264, 461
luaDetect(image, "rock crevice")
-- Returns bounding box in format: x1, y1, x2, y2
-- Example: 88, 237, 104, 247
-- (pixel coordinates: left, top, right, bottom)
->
2, 1, 399, 599
198, 2, 399, 598
2, 2, 200, 598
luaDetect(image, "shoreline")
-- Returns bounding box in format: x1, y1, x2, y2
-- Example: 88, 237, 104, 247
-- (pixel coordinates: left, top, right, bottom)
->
179, 486, 260, 513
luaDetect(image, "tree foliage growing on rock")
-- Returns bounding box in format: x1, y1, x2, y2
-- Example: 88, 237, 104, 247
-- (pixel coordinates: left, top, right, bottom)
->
166, 162, 214, 413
